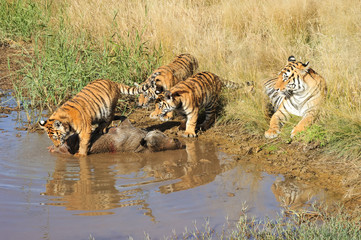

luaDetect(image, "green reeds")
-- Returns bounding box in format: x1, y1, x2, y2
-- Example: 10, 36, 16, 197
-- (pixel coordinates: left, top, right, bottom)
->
0, 0, 48, 41
14, 26, 161, 112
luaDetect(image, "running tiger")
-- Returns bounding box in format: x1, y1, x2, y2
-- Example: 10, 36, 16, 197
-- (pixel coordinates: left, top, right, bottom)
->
155, 72, 250, 137
264, 56, 327, 139
39, 79, 128, 156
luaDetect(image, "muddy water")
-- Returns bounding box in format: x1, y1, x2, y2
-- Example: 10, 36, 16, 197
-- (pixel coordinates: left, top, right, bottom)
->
0, 110, 341, 240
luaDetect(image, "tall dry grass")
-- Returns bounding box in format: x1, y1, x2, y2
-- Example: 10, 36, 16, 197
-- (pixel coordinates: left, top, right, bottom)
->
59, 1, 360, 100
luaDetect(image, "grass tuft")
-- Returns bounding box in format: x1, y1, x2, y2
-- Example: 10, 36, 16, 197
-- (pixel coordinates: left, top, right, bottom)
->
0, 0, 48, 41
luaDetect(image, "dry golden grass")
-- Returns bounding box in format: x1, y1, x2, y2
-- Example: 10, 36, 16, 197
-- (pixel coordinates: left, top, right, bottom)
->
50, 0, 360, 155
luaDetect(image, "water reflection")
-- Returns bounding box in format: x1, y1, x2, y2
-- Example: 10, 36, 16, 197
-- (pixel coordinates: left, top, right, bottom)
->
271, 177, 318, 210
44, 157, 121, 216
156, 141, 223, 193
43, 140, 233, 217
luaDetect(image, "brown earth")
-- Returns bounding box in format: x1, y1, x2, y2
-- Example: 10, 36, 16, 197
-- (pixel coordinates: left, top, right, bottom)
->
1, 41, 360, 214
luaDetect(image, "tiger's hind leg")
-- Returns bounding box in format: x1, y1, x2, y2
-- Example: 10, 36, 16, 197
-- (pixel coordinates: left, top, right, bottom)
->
199, 100, 218, 131
265, 103, 289, 139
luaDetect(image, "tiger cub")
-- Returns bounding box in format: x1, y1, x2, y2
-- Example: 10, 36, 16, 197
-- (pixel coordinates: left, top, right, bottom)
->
39, 79, 126, 156
264, 56, 327, 139
155, 72, 249, 137
138, 53, 198, 118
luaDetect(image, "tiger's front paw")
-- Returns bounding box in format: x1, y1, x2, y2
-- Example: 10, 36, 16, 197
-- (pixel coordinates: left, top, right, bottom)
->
182, 131, 197, 138
264, 128, 280, 139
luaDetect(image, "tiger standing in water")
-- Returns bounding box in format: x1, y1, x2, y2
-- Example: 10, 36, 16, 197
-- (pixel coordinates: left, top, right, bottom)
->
264, 56, 327, 139
156, 72, 252, 137
39, 79, 133, 157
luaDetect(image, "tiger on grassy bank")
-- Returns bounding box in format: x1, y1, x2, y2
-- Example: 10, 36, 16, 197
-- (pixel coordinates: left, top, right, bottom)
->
264, 56, 327, 139
39, 79, 131, 157
155, 72, 251, 137
137, 53, 199, 119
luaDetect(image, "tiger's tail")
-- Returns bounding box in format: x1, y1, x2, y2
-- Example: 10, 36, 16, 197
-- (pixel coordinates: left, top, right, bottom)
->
118, 83, 143, 96
222, 79, 254, 91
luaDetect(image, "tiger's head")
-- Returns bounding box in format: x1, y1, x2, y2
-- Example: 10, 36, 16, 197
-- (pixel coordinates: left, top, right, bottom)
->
274, 56, 310, 98
140, 70, 175, 104
39, 119, 72, 147
156, 90, 181, 121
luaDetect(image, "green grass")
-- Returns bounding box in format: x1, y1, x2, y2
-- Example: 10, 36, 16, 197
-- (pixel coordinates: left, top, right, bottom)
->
0, 0, 48, 41
157, 210, 361, 240
15, 27, 161, 111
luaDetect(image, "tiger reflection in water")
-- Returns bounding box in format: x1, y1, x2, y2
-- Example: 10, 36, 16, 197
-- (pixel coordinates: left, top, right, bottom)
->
43, 140, 236, 219
144, 140, 236, 194
271, 177, 317, 210
43, 156, 156, 218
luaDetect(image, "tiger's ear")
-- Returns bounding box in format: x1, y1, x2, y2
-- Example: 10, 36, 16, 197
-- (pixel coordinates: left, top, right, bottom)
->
300, 61, 310, 73
39, 120, 47, 129
155, 85, 164, 94
288, 56, 296, 62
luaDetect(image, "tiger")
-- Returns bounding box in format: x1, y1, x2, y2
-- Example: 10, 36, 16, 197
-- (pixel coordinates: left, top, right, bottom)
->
137, 53, 199, 119
39, 79, 131, 157
155, 72, 251, 137
264, 56, 327, 139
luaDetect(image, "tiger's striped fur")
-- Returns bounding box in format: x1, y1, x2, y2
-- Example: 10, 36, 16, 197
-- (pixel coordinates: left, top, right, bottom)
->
138, 53, 199, 119
117, 83, 143, 96
39, 79, 130, 156
264, 56, 327, 138
155, 72, 249, 137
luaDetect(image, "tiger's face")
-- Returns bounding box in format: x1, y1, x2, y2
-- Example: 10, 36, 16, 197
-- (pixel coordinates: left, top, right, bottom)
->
141, 71, 174, 103
39, 119, 71, 147
274, 56, 310, 97
156, 91, 180, 121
